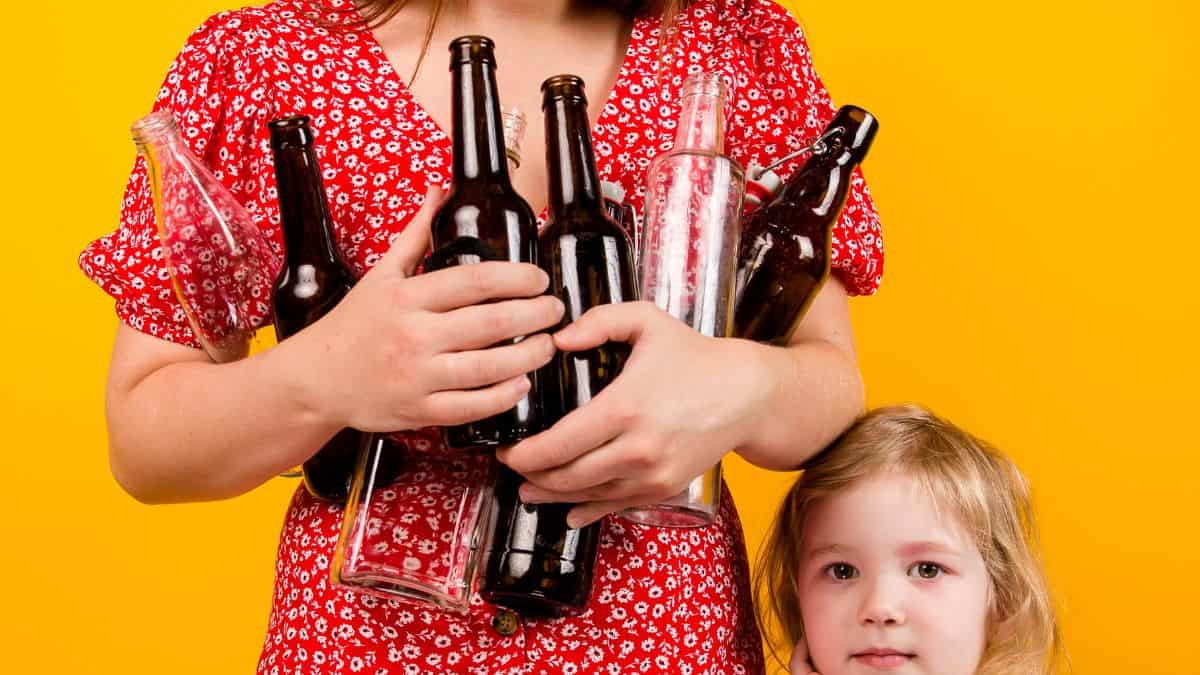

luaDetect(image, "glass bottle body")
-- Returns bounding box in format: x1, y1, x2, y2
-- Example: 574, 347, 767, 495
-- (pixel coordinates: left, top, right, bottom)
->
733, 106, 879, 344
624, 73, 744, 528
133, 111, 276, 362
479, 75, 637, 618
426, 36, 542, 450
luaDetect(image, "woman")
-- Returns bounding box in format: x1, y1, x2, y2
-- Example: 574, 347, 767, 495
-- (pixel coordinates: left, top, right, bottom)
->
79, 0, 884, 671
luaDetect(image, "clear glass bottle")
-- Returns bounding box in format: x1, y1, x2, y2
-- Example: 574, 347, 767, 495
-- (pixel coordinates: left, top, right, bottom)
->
132, 111, 276, 362
623, 72, 745, 528
333, 436, 489, 613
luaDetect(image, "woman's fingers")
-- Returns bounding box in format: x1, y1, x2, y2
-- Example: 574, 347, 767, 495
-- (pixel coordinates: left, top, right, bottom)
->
497, 396, 624, 475
552, 301, 662, 351
420, 375, 532, 426
790, 637, 820, 675
565, 497, 647, 529
435, 295, 564, 351
409, 261, 549, 312
517, 433, 663, 499
519, 478, 636, 506
431, 334, 556, 391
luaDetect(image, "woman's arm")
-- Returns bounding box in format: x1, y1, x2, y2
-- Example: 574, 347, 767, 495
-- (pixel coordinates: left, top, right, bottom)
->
105, 325, 345, 504
730, 277, 864, 471
498, 277, 865, 525
104, 198, 564, 504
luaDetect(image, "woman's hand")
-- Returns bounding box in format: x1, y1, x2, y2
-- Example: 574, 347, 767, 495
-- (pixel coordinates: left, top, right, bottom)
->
790, 637, 821, 675
290, 186, 565, 433
496, 301, 774, 527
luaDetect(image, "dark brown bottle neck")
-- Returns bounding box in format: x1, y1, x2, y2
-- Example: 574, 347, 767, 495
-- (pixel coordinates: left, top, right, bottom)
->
785, 108, 878, 213
451, 59, 510, 186
272, 141, 341, 264
544, 93, 605, 225
812, 107, 878, 174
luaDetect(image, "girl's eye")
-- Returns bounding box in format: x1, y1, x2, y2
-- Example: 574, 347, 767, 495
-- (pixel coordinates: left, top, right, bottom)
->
825, 563, 859, 581
908, 562, 944, 579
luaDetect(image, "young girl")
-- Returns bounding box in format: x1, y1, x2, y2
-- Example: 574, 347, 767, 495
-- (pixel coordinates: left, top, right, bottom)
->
80, 0, 883, 671
756, 405, 1060, 675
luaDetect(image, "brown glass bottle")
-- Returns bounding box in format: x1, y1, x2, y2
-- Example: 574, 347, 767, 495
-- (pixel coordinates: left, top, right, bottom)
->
479, 75, 638, 618
425, 36, 542, 450
270, 115, 389, 502
732, 106, 878, 345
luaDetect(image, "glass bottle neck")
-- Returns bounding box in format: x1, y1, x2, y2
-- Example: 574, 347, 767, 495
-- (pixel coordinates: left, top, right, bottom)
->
451, 60, 511, 185
273, 143, 340, 263
133, 116, 189, 175
545, 95, 604, 222
673, 87, 726, 153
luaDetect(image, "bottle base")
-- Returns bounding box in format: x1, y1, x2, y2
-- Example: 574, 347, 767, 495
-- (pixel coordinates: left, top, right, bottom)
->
620, 503, 715, 528
442, 425, 538, 452
621, 467, 722, 528
479, 549, 594, 618
480, 590, 584, 619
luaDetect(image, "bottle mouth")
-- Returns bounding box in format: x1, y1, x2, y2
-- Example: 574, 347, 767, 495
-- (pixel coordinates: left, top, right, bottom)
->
130, 111, 177, 144
269, 115, 315, 150
449, 35, 496, 66
681, 71, 727, 100
541, 74, 587, 106
829, 105, 879, 161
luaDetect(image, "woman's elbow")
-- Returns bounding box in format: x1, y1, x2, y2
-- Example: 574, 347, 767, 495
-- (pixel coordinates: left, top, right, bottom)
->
107, 441, 171, 504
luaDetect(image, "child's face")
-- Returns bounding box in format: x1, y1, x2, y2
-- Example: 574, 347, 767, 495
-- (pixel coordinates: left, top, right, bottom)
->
796, 471, 990, 675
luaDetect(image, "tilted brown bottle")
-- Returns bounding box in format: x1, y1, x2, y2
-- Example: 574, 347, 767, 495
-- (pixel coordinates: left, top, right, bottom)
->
425, 36, 542, 450
479, 75, 638, 618
270, 115, 399, 501
732, 106, 879, 344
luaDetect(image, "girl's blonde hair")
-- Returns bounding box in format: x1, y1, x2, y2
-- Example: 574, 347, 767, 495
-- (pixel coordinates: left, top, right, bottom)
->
754, 404, 1061, 674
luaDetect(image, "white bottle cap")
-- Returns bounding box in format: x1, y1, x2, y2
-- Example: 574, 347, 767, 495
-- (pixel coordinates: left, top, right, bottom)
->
744, 167, 783, 210
601, 180, 627, 203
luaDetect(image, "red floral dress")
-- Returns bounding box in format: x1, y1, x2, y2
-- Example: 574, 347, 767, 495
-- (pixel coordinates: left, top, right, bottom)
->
79, 1, 884, 672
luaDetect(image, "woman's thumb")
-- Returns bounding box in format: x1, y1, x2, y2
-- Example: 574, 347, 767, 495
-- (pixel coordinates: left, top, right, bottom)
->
378, 184, 445, 277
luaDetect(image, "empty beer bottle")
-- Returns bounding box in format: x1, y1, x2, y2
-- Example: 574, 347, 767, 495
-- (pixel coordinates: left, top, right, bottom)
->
479, 75, 638, 618
733, 106, 879, 345
425, 36, 542, 450
269, 115, 394, 502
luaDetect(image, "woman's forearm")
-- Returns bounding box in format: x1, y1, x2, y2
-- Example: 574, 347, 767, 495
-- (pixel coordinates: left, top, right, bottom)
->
734, 336, 865, 471
105, 325, 343, 504
732, 277, 865, 471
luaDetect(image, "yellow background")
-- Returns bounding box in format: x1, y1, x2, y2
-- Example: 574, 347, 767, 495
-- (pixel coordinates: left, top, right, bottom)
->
2, 0, 1195, 672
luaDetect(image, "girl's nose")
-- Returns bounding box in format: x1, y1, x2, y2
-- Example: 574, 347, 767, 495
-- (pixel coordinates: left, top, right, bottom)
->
857, 577, 907, 626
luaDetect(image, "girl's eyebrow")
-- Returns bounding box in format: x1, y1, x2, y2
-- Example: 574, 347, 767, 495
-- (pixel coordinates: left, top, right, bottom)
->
897, 541, 965, 558
804, 543, 855, 559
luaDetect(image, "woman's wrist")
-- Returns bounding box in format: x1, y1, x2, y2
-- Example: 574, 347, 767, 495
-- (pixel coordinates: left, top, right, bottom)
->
256, 333, 347, 439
